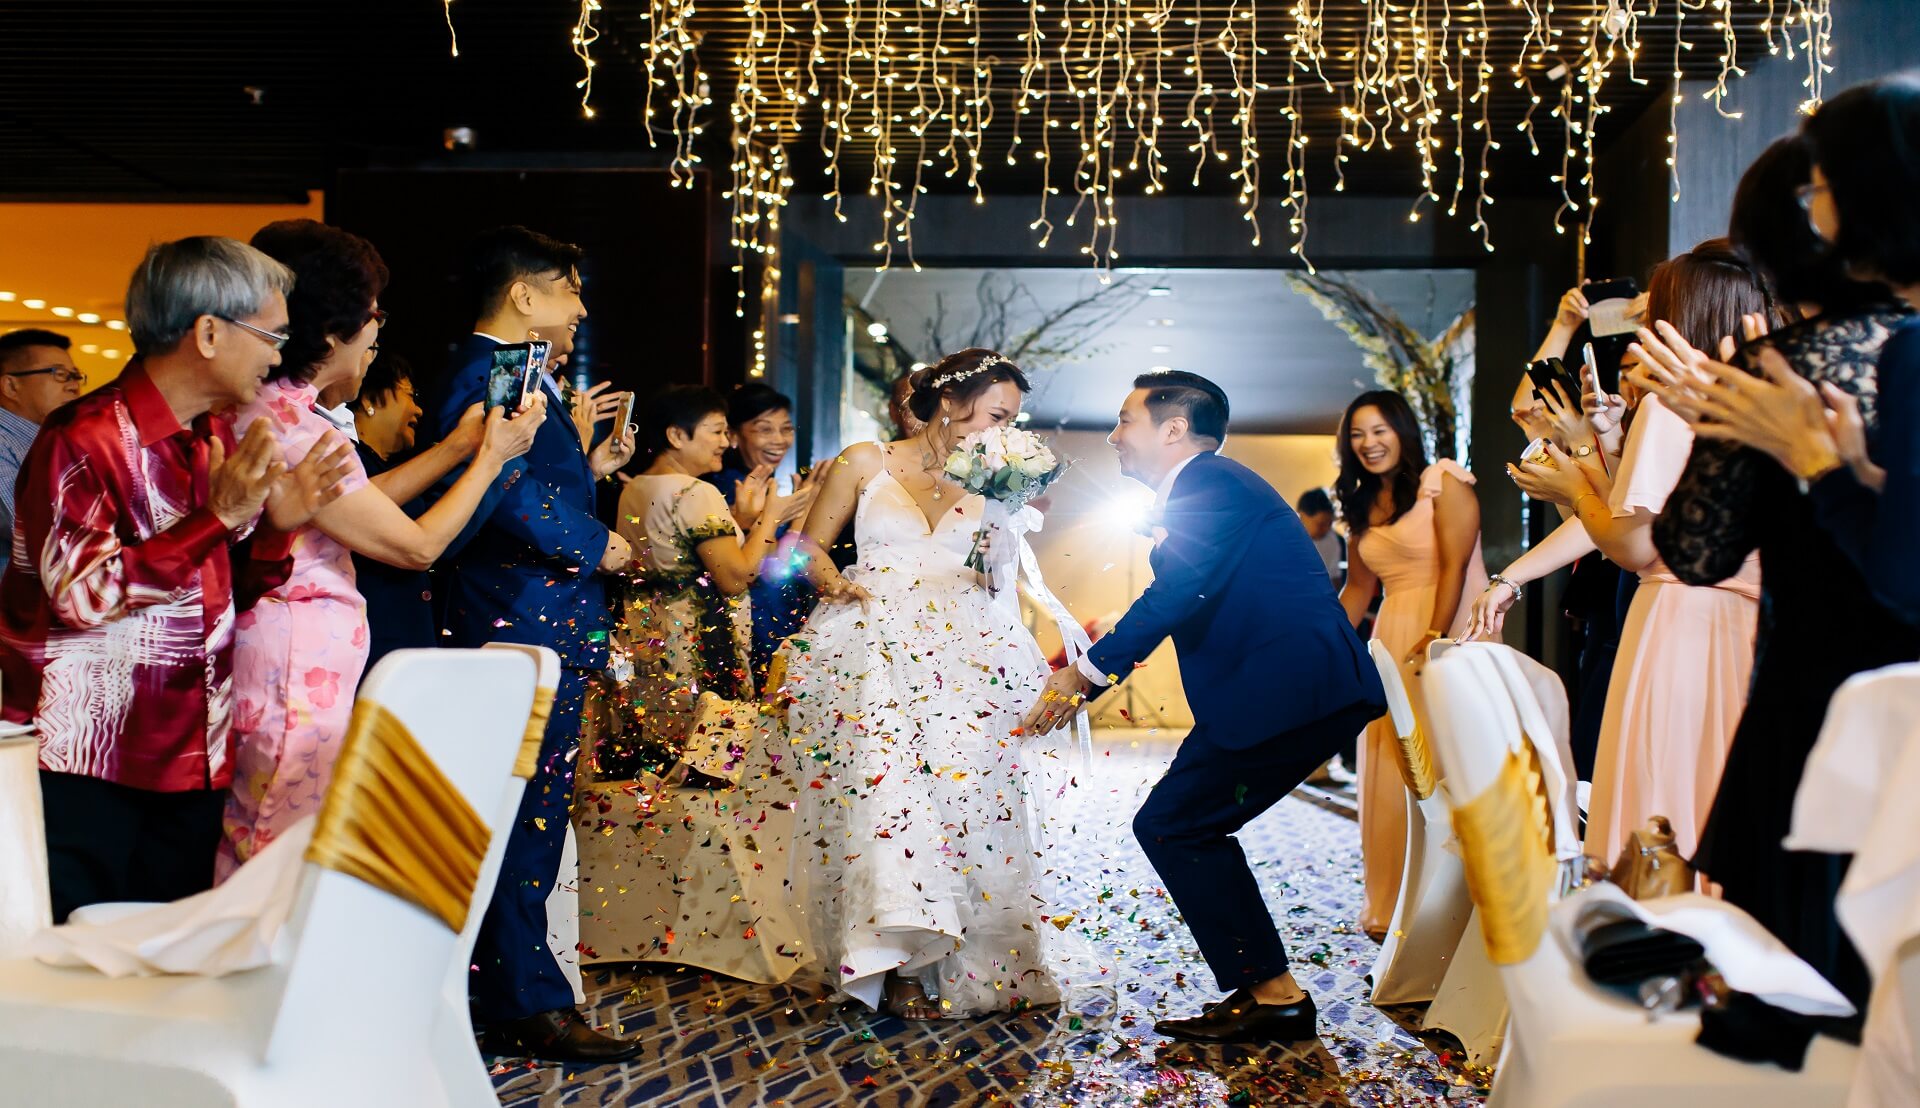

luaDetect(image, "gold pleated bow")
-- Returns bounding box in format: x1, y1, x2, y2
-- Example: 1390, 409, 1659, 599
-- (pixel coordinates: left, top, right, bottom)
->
1450, 744, 1558, 964
305, 701, 488, 932
1393, 721, 1439, 801
514, 685, 556, 779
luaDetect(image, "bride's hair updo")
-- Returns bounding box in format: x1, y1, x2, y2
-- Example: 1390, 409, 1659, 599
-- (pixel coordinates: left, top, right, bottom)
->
907, 347, 1032, 424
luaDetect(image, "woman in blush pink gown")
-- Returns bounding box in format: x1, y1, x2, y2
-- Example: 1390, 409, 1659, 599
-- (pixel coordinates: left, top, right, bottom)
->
1509, 239, 1781, 869
1336, 390, 1486, 939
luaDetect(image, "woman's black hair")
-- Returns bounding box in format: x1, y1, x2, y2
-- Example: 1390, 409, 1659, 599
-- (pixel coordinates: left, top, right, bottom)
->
249, 219, 389, 385
1730, 134, 1886, 309
1803, 72, 1920, 288
1334, 390, 1428, 536
640, 384, 728, 462
726, 382, 793, 427
357, 351, 414, 409
907, 347, 1031, 424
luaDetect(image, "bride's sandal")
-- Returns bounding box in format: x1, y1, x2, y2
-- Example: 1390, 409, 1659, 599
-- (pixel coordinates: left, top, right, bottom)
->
883, 976, 942, 1021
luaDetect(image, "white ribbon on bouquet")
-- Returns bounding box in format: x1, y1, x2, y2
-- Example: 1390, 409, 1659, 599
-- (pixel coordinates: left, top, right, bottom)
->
978, 499, 1095, 772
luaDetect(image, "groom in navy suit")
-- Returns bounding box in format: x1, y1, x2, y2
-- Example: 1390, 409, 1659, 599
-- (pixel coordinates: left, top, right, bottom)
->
1025, 371, 1385, 1043
432, 227, 639, 1062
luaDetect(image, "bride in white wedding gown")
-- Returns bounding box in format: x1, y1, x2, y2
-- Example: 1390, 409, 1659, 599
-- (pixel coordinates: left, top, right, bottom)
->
778, 349, 1092, 1020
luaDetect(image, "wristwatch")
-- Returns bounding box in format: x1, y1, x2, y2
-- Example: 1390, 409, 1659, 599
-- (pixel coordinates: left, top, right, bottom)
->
1570, 443, 1597, 460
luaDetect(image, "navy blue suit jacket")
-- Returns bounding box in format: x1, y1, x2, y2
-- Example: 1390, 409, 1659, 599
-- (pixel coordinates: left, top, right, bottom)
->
1086, 451, 1385, 750
431, 334, 612, 669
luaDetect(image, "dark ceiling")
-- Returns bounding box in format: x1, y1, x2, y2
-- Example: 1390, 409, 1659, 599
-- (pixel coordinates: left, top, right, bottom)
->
0, 0, 1782, 202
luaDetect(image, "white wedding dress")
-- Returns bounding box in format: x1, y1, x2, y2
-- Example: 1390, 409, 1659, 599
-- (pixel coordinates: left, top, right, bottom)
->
781, 466, 1092, 1017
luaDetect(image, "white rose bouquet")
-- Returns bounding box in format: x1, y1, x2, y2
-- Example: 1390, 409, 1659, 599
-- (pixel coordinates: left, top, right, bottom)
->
943, 426, 1064, 576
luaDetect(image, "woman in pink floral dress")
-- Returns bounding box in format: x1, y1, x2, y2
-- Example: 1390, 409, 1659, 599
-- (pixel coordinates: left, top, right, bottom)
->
217, 221, 544, 876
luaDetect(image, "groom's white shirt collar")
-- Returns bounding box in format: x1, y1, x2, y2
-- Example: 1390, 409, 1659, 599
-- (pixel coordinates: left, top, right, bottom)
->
1076, 451, 1208, 689
1153, 451, 1204, 515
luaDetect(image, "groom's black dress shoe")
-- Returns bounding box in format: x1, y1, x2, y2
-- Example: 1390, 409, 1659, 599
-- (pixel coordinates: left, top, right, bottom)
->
482, 1006, 645, 1063
1153, 988, 1319, 1044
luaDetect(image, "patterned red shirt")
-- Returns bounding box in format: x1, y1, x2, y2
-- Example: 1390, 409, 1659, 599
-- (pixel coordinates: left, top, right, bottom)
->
0, 363, 293, 792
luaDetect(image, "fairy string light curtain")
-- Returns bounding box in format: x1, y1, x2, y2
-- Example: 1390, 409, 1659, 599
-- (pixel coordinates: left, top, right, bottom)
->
478, 0, 1833, 375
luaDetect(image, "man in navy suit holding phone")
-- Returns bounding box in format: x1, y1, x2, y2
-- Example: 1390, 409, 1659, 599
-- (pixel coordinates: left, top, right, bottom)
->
432, 226, 638, 1062
1025, 371, 1385, 1044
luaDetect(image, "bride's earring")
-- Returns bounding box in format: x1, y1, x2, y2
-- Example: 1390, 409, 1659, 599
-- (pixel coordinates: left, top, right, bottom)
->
941, 416, 950, 426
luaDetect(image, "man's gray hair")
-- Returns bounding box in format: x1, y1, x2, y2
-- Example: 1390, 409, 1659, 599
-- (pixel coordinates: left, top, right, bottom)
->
125, 236, 295, 353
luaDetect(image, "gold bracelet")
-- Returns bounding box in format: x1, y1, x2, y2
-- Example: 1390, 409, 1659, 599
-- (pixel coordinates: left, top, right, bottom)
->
1573, 491, 1605, 515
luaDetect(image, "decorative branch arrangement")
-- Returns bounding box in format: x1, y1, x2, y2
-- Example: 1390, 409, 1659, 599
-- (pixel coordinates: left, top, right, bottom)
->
1285, 272, 1474, 460
921, 272, 1151, 373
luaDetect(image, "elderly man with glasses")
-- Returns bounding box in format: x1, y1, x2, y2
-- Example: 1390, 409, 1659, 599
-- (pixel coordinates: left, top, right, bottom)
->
0, 237, 354, 921
0, 329, 85, 537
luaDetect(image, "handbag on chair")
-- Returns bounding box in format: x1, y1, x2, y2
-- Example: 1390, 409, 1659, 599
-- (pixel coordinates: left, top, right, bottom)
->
1608, 815, 1697, 900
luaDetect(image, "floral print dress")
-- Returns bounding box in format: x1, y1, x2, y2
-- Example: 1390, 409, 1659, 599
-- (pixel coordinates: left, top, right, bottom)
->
217, 378, 370, 879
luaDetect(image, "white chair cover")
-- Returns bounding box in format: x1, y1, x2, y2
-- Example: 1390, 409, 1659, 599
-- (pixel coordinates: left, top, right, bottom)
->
0, 648, 536, 1108
0, 732, 50, 955
1423, 650, 1859, 1108
1786, 662, 1920, 1108
1365, 640, 1473, 1007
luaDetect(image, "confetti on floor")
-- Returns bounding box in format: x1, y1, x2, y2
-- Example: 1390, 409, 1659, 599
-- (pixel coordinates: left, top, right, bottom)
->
493, 734, 1490, 1107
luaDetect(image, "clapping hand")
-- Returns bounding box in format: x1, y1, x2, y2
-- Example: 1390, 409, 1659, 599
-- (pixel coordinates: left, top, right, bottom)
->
265, 430, 357, 533
208, 421, 286, 531
732, 464, 776, 529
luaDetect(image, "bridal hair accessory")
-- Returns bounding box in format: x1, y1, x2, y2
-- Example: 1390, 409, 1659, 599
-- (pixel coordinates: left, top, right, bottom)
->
929, 353, 1008, 389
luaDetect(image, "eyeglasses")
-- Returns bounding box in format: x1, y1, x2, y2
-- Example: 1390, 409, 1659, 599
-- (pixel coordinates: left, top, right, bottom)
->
1794, 181, 1830, 212
5, 367, 85, 384
366, 307, 388, 329
216, 315, 290, 351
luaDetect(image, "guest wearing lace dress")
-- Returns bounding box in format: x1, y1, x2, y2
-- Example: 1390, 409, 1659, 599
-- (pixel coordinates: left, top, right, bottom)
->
1631, 113, 1920, 1013
1335, 390, 1485, 938
1509, 240, 1781, 870
609, 386, 803, 786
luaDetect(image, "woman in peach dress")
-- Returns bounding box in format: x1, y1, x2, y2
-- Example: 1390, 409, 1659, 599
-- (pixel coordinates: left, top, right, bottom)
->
1509, 239, 1779, 867
1336, 390, 1485, 938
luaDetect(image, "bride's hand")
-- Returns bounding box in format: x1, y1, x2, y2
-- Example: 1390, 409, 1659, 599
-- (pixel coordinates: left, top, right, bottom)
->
818, 574, 872, 611
1021, 665, 1092, 736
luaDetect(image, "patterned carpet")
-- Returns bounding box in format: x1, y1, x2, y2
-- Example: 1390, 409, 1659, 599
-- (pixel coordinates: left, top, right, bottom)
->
492, 734, 1491, 1107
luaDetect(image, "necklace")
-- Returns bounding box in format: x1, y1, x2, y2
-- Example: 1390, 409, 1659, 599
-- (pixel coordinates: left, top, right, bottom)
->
915, 437, 949, 500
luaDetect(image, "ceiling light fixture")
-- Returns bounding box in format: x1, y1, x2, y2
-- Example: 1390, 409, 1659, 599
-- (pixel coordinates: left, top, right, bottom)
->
50, 307, 75, 318
21, 299, 45, 310
1147, 287, 1172, 297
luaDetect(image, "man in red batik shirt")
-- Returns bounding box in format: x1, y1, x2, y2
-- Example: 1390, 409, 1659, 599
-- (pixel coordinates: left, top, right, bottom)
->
0, 237, 354, 921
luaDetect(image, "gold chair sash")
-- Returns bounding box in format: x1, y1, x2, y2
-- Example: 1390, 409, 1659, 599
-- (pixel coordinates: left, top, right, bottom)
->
1393, 721, 1439, 800
1450, 747, 1557, 964
513, 685, 556, 779
305, 701, 488, 932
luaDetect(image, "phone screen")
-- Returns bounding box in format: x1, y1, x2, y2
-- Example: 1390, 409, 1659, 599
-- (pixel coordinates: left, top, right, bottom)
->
615, 392, 636, 442
486, 345, 532, 411
1526, 357, 1577, 400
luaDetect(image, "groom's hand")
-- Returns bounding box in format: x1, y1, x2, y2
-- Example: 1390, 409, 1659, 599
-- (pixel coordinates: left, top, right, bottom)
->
1022, 665, 1093, 736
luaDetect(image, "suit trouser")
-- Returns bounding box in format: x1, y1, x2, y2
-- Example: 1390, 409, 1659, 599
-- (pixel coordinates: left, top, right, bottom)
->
469, 664, 587, 1024
1133, 700, 1383, 992
41, 771, 225, 924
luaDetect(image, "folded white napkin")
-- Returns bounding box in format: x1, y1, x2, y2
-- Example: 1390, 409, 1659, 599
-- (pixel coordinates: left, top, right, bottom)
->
1552, 883, 1856, 1019
29, 817, 313, 977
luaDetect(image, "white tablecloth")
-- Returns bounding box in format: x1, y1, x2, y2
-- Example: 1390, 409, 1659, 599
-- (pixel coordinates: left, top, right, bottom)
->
0, 732, 49, 954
